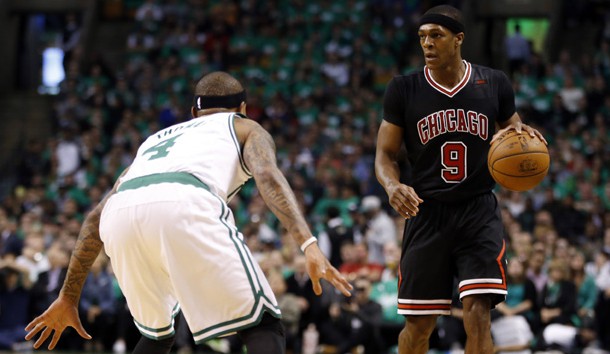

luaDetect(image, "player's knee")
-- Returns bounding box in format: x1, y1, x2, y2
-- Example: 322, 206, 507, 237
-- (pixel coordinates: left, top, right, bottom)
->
405, 315, 438, 338
462, 294, 492, 314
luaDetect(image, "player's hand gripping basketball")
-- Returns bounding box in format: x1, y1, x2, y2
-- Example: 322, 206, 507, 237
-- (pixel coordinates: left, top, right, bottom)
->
304, 243, 353, 297
387, 182, 423, 219
491, 121, 547, 146
25, 295, 91, 350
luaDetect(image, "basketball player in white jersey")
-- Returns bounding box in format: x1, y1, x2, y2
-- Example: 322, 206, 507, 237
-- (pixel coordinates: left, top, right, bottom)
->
25, 71, 353, 354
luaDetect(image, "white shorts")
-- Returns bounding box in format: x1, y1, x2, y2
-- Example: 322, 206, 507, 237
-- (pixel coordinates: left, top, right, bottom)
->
100, 174, 280, 343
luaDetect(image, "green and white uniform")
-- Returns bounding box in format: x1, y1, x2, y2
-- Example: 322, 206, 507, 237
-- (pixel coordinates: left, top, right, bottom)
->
100, 113, 280, 343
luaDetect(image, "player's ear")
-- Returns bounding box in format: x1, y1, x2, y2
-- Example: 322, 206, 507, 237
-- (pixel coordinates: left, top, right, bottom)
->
191, 106, 197, 118
455, 33, 464, 47
239, 101, 247, 115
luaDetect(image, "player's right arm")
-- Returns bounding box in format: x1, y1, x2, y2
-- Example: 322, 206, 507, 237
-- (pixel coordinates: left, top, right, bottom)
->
375, 121, 422, 219
236, 118, 352, 297
376, 76, 423, 219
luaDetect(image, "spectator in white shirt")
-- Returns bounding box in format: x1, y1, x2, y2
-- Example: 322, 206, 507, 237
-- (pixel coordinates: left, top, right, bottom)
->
360, 196, 397, 266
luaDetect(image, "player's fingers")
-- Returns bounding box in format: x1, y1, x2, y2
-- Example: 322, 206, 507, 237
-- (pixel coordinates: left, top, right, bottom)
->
406, 187, 424, 204
491, 126, 515, 144
327, 268, 353, 297
399, 194, 420, 215
522, 125, 547, 145
490, 131, 503, 144
32, 337, 43, 350
391, 202, 411, 219
402, 203, 419, 217
406, 193, 422, 210
49, 329, 64, 350
25, 321, 45, 341
520, 124, 537, 138
396, 189, 420, 214
74, 322, 92, 340
311, 276, 322, 296
389, 199, 410, 218
535, 131, 548, 145
34, 327, 52, 349
25, 318, 39, 332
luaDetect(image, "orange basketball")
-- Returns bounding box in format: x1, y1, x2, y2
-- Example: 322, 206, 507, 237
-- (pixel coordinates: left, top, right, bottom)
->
488, 130, 550, 191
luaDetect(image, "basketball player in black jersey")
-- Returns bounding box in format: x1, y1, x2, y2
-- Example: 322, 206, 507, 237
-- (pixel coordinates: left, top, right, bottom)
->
375, 5, 546, 354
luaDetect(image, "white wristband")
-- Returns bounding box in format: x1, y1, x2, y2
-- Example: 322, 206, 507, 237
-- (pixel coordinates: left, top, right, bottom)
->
300, 237, 317, 253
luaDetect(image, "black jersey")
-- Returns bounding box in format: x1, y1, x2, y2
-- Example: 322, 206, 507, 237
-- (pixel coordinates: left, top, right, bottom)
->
383, 61, 515, 203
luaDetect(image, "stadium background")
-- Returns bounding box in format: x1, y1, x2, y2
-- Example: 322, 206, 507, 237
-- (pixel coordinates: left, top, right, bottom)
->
0, 0, 609, 353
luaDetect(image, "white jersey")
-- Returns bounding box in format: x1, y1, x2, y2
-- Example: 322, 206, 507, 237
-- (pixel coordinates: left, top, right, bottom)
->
120, 112, 252, 202
105, 112, 279, 341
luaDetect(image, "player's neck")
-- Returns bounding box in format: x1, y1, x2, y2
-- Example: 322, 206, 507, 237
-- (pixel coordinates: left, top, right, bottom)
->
428, 59, 466, 89
196, 108, 239, 117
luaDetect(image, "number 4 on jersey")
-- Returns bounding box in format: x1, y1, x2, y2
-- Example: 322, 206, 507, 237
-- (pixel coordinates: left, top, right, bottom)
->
143, 134, 183, 160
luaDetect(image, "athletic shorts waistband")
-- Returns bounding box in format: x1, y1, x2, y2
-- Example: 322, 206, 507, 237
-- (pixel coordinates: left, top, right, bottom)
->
117, 172, 210, 192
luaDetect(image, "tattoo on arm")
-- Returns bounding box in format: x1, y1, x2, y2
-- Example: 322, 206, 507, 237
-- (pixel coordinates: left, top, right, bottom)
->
60, 167, 129, 303
61, 206, 104, 302
243, 126, 310, 243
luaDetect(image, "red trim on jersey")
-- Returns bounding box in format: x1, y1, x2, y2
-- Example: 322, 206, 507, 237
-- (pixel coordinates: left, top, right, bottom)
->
424, 61, 472, 98
496, 240, 507, 286
458, 240, 508, 293
398, 303, 451, 310
398, 259, 403, 288
459, 283, 507, 292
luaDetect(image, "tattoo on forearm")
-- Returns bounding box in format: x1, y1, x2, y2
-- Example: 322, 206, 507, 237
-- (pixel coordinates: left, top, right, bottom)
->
60, 169, 127, 302
244, 128, 308, 237
257, 172, 298, 220
61, 209, 104, 302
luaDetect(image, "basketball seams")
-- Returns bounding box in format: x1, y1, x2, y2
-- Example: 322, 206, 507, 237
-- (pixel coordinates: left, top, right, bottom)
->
490, 167, 549, 178
491, 151, 549, 164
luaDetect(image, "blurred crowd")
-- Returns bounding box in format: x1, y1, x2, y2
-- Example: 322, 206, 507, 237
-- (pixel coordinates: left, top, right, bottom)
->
1, 0, 610, 353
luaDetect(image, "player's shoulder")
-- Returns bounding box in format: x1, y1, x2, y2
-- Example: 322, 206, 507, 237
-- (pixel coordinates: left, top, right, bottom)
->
386, 70, 426, 94
233, 113, 266, 140
391, 69, 425, 85
470, 63, 510, 81
232, 112, 258, 126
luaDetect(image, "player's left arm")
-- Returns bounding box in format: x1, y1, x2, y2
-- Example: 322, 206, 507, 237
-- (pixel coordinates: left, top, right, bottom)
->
237, 118, 352, 297
492, 113, 547, 145
25, 167, 130, 350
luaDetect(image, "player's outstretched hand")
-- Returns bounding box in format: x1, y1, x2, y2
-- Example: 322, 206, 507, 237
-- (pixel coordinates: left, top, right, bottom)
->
25, 295, 91, 350
304, 243, 353, 297
491, 122, 547, 145
387, 182, 423, 219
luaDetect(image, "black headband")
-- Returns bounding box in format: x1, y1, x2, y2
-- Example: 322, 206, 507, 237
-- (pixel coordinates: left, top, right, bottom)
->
419, 13, 465, 34
194, 90, 247, 110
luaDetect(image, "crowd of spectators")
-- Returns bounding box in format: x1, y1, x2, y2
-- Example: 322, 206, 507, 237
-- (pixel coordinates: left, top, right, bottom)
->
1, 0, 610, 353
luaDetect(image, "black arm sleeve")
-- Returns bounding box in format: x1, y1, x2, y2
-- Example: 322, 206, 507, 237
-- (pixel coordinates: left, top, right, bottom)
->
382, 77, 406, 128
497, 70, 516, 123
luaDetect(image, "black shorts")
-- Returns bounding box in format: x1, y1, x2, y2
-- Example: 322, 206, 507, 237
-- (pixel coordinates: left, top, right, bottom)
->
397, 192, 507, 316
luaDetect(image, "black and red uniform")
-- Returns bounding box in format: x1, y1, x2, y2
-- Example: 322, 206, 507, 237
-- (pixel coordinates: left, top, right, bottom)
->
383, 61, 512, 315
